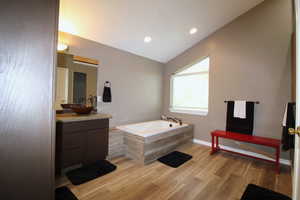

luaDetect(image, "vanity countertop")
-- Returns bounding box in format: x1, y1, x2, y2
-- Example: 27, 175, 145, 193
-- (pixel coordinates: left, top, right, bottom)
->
56, 113, 112, 123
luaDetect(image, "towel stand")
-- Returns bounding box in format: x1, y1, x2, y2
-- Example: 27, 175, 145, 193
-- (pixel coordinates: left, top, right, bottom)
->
224, 100, 260, 104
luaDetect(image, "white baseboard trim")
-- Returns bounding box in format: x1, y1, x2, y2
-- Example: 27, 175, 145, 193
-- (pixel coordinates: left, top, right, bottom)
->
193, 139, 291, 166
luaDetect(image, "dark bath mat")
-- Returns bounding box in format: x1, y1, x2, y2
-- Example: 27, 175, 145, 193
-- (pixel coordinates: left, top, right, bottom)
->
66, 160, 117, 185
158, 151, 192, 168
55, 186, 78, 200
241, 184, 291, 200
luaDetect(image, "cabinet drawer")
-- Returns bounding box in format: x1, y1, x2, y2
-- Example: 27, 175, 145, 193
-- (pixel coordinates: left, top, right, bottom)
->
60, 119, 109, 133
62, 132, 83, 150
62, 148, 83, 168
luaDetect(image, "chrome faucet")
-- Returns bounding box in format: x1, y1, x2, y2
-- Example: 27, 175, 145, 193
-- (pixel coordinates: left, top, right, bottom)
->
161, 115, 183, 126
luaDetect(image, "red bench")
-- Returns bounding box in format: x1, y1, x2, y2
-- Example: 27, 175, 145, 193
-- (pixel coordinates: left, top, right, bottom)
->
210, 130, 281, 173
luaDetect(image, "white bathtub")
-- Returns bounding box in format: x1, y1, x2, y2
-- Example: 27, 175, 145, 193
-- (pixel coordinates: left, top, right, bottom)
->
116, 120, 193, 164
117, 120, 188, 138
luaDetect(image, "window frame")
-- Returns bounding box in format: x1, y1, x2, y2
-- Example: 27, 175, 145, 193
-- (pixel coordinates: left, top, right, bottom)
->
169, 56, 210, 116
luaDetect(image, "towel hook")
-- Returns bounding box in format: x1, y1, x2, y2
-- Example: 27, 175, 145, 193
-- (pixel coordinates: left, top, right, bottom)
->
104, 81, 111, 87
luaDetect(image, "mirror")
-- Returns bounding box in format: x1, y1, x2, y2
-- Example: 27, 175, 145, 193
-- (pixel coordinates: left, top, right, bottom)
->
55, 53, 98, 110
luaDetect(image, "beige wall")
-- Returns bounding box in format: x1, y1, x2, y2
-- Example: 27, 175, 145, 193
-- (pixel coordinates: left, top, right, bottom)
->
163, 0, 293, 158
59, 32, 164, 127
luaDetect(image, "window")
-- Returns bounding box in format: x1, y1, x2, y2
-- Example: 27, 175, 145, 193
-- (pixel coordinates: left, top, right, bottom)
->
170, 57, 209, 115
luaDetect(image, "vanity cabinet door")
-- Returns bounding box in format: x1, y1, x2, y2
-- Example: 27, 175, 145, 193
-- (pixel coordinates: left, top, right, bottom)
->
62, 148, 84, 168
63, 132, 84, 150
84, 128, 109, 165
61, 132, 84, 168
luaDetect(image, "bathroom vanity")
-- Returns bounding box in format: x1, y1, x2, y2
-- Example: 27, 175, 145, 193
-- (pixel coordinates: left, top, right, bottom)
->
55, 113, 111, 174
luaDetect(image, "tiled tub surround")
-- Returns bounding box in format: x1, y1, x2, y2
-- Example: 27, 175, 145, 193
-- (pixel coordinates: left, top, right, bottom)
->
116, 120, 194, 164
107, 128, 125, 160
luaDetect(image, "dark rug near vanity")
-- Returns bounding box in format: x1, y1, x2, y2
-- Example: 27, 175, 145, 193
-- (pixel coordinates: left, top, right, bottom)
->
158, 151, 192, 168
55, 186, 78, 200
66, 160, 117, 185
241, 184, 291, 200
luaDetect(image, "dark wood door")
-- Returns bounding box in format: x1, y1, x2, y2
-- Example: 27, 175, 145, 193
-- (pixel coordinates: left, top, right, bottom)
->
84, 129, 109, 165
62, 132, 84, 168
73, 72, 87, 104
0, 0, 59, 199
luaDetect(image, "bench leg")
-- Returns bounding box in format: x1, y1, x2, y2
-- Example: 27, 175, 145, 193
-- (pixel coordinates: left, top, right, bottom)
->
211, 135, 220, 155
275, 146, 280, 174
211, 135, 215, 154
216, 136, 220, 150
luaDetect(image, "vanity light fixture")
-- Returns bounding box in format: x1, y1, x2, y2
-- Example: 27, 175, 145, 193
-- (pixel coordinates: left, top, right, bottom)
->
189, 27, 198, 35
57, 43, 69, 51
73, 55, 99, 66
144, 36, 152, 43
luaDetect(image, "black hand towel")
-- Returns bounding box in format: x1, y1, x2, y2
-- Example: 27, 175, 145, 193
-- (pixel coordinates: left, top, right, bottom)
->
226, 101, 254, 135
282, 102, 295, 151
102, 81, 112, 102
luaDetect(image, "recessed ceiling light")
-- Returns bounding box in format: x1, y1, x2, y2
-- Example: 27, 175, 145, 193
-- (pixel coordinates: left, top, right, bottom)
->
144, 36, 152, 43
189, 28, 198, 35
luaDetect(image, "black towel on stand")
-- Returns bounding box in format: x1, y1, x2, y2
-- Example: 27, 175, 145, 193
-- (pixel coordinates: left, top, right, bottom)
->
102, 81, 112, 102
282, 103, 295, 151
226, 101, 254, 135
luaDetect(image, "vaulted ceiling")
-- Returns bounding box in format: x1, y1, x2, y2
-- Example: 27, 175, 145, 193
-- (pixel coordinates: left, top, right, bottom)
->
59, 0, 264, 63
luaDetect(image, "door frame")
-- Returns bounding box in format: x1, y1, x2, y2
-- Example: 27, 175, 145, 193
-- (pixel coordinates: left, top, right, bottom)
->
294, 0, 300, 199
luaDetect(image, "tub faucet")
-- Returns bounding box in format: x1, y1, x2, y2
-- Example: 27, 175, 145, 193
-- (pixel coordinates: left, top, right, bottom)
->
161, 115, 168, 120
173, 117, 183, 126
161, 115, 183, 126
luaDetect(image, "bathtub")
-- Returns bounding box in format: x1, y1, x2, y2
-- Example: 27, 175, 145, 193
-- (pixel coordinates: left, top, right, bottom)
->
117, 120, 193, 164
117, 120, 189, 138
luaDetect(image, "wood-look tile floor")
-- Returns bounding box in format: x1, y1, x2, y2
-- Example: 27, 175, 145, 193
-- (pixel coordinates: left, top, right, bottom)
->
56, 144, 292, 200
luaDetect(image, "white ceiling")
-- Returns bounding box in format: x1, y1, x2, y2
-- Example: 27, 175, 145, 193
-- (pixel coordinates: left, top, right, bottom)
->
59, 0, 264, 63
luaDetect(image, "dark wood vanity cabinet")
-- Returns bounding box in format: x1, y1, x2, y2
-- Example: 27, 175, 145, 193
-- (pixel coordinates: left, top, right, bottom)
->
55, 118, 109, 173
